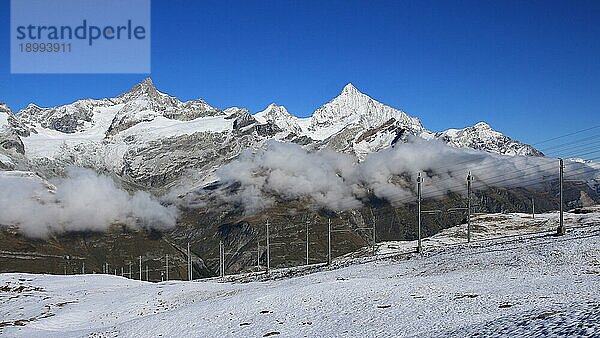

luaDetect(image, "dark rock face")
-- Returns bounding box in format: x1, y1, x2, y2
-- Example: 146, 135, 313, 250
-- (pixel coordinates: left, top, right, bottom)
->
1, 104, 26, 155
255, 123, 281, 137
18, 102, 96, 134
0, 133, 25, 154
232, 111, 257, 130
289, 134, 313, 145
50, 114, 87, 134
0, 105, 24, 156
119, 130, 266, 189
7, 115, 32, 137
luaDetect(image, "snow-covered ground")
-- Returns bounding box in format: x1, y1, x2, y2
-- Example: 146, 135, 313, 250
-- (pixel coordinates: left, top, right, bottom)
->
1, 209, 599, 337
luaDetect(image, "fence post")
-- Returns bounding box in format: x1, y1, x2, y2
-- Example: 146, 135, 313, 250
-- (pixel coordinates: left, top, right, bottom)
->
306, 219, 310, 265
266, 220, 271, 274
417, 172, 423, 253
558, 158, 565, 235
327, 218, 332, 265
467, 171, 473, 243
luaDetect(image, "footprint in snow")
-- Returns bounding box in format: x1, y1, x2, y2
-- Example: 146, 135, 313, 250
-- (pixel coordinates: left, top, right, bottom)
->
263, 332, 280, 337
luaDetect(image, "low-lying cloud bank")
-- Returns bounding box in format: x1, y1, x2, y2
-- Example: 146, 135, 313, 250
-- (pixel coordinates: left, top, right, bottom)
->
215, 138, 599, 214
0, 168, 178, 238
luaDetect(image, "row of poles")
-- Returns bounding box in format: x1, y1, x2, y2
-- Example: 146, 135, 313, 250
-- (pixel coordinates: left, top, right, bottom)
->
217, 215, 378, 279
97, 242, 196, 282
63, 160, 567, 281
417, 158, 566, 251
217, 159, 566, 279
219, 159, 566, 278
100, 256, 153, 281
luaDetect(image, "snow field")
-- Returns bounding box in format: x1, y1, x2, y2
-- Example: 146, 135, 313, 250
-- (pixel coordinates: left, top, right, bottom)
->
1, 209, 599, 337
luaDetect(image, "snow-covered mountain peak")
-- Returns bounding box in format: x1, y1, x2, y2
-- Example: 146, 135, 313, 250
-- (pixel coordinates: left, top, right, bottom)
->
340, 83, 360, 95
118, 78, 165, 101
254, 103, 302, 135
436, 122, 543, 157
22, 103, 42, 113
308, 83, 425, 140
266, 102, 281, 110
223, 107, 246, 116
107, 78, 223, 135
0, 102, 12, 115
473, 121, 492, 130
255, 103, 292, 120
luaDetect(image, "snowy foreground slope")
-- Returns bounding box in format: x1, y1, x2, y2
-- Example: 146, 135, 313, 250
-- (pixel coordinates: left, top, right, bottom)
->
1, 210, 599, 337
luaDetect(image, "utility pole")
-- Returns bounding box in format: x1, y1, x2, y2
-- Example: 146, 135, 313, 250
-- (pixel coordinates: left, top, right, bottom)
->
121, 266, 124, 277
187, 242, 192, 281
371, 210, 376, 256
139, 256, 142, 280
219, 240, 225, 279
145, 265, 149, 281
266, 220, 271, 274
257, 240, 261, 270
327, 218, 332, 265
306, 219, 310, 265
165, 254, 169, 281
467, 171, 473, 243
417, 172, 423, 253
82, 261, 85, 274
129, 262, 132, 279
532, 197, 535, 220
558, 158, 566, 235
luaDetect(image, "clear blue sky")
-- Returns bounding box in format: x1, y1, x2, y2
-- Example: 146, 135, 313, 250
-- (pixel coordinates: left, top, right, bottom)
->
0, 0, 599, 146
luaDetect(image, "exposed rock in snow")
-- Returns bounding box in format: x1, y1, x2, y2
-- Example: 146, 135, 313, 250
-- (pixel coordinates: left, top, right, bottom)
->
19, 100, 114, 134
0, 104, 26, 155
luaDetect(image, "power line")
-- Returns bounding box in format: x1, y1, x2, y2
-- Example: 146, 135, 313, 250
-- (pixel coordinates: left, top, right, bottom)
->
531, 124, 600, 146
539, 135, 600, 152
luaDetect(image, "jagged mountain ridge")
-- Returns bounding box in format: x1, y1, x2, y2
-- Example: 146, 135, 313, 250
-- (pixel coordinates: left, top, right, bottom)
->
436, 122, 544, 157
0, 79, 542, 189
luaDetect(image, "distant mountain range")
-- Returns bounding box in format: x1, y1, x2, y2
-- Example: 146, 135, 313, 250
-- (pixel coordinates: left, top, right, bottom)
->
0, 78, 542, 191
